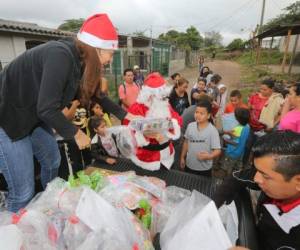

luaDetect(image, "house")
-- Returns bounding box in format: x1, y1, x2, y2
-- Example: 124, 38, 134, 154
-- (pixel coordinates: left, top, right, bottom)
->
0, 19, 74, 70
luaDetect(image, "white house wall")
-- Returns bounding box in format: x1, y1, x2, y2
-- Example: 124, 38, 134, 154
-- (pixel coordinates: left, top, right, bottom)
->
0, 35, 26, 67
279, 35, 300, 53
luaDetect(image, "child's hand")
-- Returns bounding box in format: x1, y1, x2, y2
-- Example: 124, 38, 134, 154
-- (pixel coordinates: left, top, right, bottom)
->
180, 158, 185, 170
106, 158, 116, 165
197, 152, 211, 160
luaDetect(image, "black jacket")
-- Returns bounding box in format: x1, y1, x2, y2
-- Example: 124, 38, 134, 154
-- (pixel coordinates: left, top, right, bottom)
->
90, 133, 119, 163
213, 168, 300, 250
0, 38, 126, 141
168, 87, 190, 115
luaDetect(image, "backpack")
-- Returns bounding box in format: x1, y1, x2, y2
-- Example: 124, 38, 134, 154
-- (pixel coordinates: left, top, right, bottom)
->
118, 82, 140, 106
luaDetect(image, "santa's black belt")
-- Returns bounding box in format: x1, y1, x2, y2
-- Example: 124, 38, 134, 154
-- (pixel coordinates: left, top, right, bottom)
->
141, 141, 170, 151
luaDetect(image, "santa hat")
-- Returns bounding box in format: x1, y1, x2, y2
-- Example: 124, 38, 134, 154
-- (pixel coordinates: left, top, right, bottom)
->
137, 73, 171, 104
77, 14, 118, 50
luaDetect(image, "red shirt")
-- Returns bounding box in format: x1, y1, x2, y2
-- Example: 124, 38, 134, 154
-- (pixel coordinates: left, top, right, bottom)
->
224, 102, 248, 114
248, 93, 268, 131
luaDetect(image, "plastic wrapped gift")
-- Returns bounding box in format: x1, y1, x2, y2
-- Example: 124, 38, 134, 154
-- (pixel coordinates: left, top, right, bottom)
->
160, 190, 232, 250
129, 118, 173, 135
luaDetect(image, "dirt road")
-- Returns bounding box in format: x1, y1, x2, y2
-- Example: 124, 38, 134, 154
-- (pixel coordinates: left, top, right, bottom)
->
178, 60, 241, 92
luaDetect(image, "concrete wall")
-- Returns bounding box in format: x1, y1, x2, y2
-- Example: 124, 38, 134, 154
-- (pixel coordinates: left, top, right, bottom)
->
279, 35, 300, 53
168, 59, 185, 75
0, 35, 26, 67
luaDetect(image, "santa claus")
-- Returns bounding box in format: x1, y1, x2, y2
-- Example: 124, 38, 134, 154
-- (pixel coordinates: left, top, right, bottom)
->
123, 72, 182, 171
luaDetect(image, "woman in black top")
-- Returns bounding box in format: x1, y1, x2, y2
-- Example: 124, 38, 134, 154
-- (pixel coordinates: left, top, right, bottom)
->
0, 14, 135, 212
169, 77, 190, 115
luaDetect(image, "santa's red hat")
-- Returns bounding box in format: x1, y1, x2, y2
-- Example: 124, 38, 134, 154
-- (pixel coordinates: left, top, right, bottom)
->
77, 14, 118, 50
144, 72, 166, 88
137, 72, 171, 105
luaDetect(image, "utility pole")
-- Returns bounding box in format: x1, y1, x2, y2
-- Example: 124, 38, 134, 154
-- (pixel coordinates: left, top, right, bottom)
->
149, 25, 153, 72
259, 0, 266, 31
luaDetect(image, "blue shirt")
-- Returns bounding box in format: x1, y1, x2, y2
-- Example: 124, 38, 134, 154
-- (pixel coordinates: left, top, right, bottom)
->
226, 124, 250, 159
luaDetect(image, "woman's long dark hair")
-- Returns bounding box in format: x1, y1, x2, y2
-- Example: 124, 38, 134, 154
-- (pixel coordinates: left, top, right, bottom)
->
75, 39, 102, 106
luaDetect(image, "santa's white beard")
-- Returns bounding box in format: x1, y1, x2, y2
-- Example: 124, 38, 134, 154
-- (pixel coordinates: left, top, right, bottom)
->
146, 97, 171, 119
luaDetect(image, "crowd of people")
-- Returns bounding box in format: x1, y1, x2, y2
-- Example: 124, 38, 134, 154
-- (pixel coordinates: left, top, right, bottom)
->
0, 11, 299, 249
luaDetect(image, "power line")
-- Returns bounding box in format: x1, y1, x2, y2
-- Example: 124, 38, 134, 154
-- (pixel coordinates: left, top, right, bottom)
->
208, 0, 259, 33
205, 0, 256, 31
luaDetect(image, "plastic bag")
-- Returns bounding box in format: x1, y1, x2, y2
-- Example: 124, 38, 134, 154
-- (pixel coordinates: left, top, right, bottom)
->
75, 188, 154, 250
160, 191, 232, 250
99, 181, 150, 210
218, 201, 239, 245
63, 214, 92, 250
26, 177, 68, 212
151, 186, 191, 235
130, 176, 166, 200
0, 224, 24, 250
107, 126, 136, 158
14, 209, 56, 250
0, 210, 13, 226
222, 113, 239, 132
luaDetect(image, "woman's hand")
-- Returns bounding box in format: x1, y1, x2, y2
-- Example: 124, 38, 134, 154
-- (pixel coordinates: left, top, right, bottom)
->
74, 129, 91, 150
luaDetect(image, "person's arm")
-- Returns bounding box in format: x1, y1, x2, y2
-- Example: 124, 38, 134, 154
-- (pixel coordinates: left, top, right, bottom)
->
180, 139, 188, 170
118, 85, 131, 109
95, 95, 127, 120
197, 149, 221, 160
37, 46, 79, 139
121, 98, 131, 109
280, 95, 291, 120
90, 143, 109, 163
62, 100, 80, 120
212, 167, 259, 208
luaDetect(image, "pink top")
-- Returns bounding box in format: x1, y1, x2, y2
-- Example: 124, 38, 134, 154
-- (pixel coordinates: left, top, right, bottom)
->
118, 82, 140, 110
279, 109, 300, 133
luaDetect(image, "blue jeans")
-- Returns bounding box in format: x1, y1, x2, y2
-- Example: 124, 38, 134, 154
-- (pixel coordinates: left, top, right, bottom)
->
0, 126, 61, 212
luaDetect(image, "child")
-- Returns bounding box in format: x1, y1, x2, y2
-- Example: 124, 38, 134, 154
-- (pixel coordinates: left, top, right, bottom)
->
180, 99, 221, 177
207, 74, 222, 101
88, 116, 119, 165
213, 130, 300, 250
169, 77, 190, 115
90, 99, 112, 127
224, 90, 248, 114
216, 84, 228, 114
190, 77, 207, 105
222, 108, 250, 175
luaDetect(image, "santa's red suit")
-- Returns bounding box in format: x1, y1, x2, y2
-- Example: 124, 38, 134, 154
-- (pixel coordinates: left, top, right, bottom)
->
123, 73, 182, 171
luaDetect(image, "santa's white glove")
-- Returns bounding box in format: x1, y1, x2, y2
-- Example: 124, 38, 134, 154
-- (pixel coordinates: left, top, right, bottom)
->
165, 118, 181, 140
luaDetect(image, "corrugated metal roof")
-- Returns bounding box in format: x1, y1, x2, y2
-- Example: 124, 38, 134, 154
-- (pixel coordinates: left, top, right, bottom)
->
255, 23, 300, 39
0, 19, 75, 38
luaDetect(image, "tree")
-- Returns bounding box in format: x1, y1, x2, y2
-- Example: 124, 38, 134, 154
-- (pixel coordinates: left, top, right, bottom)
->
58, 18, 84, 32
185, 26, 203, 50
133, 31, 146, 37
227, 38, 245, 51
204, 31, 223, 47
260, 1, 300, 33
158, 26, 203, 50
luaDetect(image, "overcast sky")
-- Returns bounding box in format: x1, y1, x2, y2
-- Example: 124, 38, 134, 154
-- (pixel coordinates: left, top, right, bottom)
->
0, 0, 296, 45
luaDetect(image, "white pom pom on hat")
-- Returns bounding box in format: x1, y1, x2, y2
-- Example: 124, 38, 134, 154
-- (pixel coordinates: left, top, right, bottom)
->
77, 13, 118, 50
